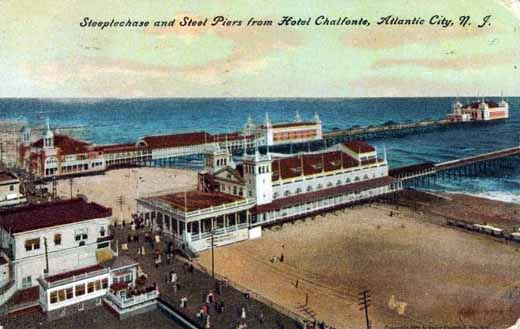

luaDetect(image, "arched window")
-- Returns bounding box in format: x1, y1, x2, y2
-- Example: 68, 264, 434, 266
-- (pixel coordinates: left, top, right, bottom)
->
336, 180, 342, 186
363, 174, 369, 180
307, 186, 313, 192
273, 192, 279, 199
317, 184, 323, 190
355, 176, 360, 182
284, 190, 291, 197
296, 188, 302, 194
327, 182, 333, 188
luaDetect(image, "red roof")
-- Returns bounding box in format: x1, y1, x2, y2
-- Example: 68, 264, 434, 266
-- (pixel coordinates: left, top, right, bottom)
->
461, 101, 500, 110
147, 190, 243, 212
32, 134, 91, 155
255, 176, 396, 213
271, 151, 379, 181
45, 264, 105, 283
0, 199, 112, 234
0, 171, 17, 183
343, 141, 375, 154
110, 281, 129, 292
93, 143, 144, 154
142, 132, 211, 149
210, 132, 254, 142
10, 286, 39, 306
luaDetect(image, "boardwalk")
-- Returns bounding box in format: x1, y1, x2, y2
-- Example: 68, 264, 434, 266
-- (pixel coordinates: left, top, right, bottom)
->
114, 225, 305, 329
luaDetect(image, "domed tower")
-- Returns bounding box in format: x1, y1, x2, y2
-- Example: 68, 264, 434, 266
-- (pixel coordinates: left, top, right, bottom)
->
21, 126, 31, 146
243, 116, 256, 136
452, 101, 463, 115
479, 100, 489, 120
43, 119, 54, 149
242, 148, 273, 205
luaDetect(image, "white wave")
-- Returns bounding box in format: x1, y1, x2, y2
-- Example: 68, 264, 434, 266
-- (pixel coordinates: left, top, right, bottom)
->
446, 190, 520, 205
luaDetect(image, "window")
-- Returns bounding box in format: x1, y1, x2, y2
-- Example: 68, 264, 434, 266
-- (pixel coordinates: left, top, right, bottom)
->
54, 234, 61, 246
9, 185, 14, 191
75, 229, 88, 242
95, 280, 101, 291
284, 190, 291, 197
99, 226, 106, 237
337, 180, 342, 186
296, 188, 302, 194
307, 186, 313, 192
58, 289, 66, 302
22, 275, 32, 288
50, 291, 58, 304
87, 282, 95, 293
75, 283, 85, 296
25, 238, 40, 251
66, 287, 73, 299
102, 278, 108, 289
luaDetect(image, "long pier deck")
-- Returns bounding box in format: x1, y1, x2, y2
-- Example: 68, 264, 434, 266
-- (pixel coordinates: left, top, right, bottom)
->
323, 118, 454, 141
390, 146, 520, 183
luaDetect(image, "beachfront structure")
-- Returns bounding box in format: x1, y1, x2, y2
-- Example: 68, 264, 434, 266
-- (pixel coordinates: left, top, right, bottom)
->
0, 199, 158, 318
19, 124, 106, 178
137, 141, 402, 252
243, 112, 323, 147
17, 114, 321, 179
447, 99, 509, 122
0, 171, 26, 207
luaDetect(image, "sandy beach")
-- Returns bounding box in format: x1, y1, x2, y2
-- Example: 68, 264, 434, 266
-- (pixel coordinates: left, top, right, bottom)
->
198, 199, 520, 329
54, 167, 197, 223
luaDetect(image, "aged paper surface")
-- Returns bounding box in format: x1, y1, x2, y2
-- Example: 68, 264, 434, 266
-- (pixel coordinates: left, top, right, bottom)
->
0, 1, 520, 329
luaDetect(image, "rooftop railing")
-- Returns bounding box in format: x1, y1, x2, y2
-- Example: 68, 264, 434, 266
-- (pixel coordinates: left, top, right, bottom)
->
106, 289, 159, 309
39, 268, 109, 289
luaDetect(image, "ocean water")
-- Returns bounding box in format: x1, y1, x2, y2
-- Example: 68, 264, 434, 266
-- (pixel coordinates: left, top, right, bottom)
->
0, 98, 519, 203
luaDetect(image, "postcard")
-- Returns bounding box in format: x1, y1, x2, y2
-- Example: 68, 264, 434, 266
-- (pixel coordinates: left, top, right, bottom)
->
0, 1, 519, 329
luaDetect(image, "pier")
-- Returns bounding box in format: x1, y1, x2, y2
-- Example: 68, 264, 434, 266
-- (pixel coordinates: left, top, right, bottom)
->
389, 146, 520, 186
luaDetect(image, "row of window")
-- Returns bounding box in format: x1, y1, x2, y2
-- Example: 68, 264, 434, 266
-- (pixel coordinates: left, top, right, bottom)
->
244, 164, 269, 175
49, 278, 108, 304
273, 129, 317, 142
24, 226, 106, 252
217, 183, 243, 197
272, 173, 379, 199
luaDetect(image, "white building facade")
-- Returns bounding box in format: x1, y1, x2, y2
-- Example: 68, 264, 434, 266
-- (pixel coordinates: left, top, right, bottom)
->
137, 141, 402, 252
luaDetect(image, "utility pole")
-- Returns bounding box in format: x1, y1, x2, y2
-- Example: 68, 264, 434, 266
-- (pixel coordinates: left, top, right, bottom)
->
211, 229, 215, 279
69, 178, 74, 199
44, 237, 49, 275
359, 289, 371, 329
116, 195, 125, 225
51, 175, 57, 201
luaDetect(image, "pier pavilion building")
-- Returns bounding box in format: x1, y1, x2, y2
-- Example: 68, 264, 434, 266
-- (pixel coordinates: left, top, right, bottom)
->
136, 141, 402, 253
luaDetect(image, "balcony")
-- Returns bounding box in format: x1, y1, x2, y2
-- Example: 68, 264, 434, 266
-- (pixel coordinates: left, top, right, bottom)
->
106, 289, 159, 309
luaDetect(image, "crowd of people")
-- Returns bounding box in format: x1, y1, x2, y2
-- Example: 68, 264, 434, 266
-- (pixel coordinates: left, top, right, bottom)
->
116, 215, 303, 329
